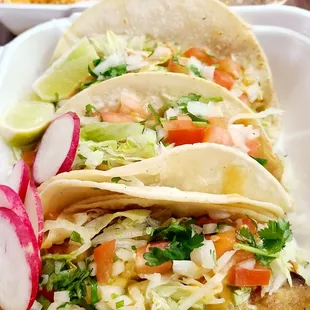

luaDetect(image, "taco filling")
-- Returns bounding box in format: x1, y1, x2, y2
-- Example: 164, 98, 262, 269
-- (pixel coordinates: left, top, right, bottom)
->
74, 92, 268, 172
39, 208, 308, 310
41, 32, 263, 112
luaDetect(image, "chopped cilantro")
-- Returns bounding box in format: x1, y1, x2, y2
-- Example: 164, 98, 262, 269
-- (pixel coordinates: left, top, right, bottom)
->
111, 293, 119, 299
235, 218, 293, 265
93, 58, 102, 67
172, 56, 179, 64
79, 80, 100, 91
37, 294, 51, 310
116, 300, 124, 309
88, 65, 98, 78
101, 64, 127, 79
189, 65, 202, 77
131, 245, 137, 251
169, 116, 178, 120
251, 156, 268, 167
85, 104, 103, 122
111, 177, 131, 183
147, 104, 162, 126
90, 279, 100, 304
144, 219, 204, 266
70, 231, 84, 245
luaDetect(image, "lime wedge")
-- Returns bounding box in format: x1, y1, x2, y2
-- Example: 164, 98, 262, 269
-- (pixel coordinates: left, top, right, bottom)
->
33, 37, 99, 101
0, 101, 55, 147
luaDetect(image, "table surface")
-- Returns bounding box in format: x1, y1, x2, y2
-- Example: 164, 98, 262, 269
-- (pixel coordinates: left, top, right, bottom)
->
0, 0, 309, 45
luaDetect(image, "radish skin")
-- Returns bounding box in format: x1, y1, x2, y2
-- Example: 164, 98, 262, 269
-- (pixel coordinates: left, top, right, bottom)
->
24, 181, 44, 247
8, 159, 30, 202
0, 207, 40, 310
33, 112, 80, 184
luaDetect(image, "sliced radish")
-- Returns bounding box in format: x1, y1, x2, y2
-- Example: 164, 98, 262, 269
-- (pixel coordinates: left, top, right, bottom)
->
24, 181, 44, 247
0, 207, 40, 310
0, 185, 35, 237
33, 111, 80, 184
8, 159, 30, 202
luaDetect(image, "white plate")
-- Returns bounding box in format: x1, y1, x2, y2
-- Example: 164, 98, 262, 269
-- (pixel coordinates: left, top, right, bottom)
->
0, 18, 310, 253
1, 4, 310, 36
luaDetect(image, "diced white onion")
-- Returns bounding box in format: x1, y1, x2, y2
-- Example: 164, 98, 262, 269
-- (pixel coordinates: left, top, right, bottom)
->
244, 82, 263, 103
187, 101, 223, 119
164, 107, 178, 119
191, 224, 203, 235
203, 223, 217, 234
214, 250, 237, 273
190, 239, 216, 270
89, 262, 97, 276
201, 65, 216, 80
228, 124, 260, 153
54, 291, 70, 303
77, 261, 86, 270
116, 248, 134, 261
208, 210, 230, 220
237, 259, 256, 270
93, 53, 125, 76
30, 300, 43, 310
149, 46, 172, 61
217, 225, 234, 233
126, 53, 148, 71
112, 260, 125, 277
173, 260, 203, 279
188, 56, 203, 71
156, 125, 166, 142
98, 285, 123, 302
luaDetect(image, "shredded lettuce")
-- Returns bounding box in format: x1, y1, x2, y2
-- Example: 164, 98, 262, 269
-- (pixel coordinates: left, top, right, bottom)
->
75, 127, 158, 169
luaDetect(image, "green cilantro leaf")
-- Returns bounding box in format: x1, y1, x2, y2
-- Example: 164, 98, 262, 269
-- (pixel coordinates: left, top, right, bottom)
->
37, 295, 51, 310
85, 104, 103, 122
235, 219, 293, 265
172, 56, 179, 64
90, 279, 100, 304
111, 177, 131, 183
116, 300, 125, 309
88, 65, 98, 78
147, 104, 162, 126
70, 231, 84, 245
259, 218, 293, 254
101, 64, 127, 79
189, 65, 202, 77
144, 219, 204, 266
93, 58, 102, 67
251, 156, 268, 167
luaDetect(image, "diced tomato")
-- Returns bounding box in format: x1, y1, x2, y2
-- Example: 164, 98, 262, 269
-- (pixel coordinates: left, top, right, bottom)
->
163, 120, 195, 131
213, 229, 236, 258
246, 139, 261, 158
232, 250, 255, 264
227, 266, 271, 286
183, 47, 216, 66
208, 117, 228, 128
213, 69, 235, 90
136, 241, 172, 274
218, 58, 241, 78
167, 127, 205, 146
100, 111, 134, 123
236, 218, 257, 233
94, 240, 116, 284
22, 151, 36, 168
167, 58, 189, 74
203, 125, 234, 146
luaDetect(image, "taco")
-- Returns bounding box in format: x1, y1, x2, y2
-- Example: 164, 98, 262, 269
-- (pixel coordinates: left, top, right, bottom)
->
39, 194, 309, 310
34, 0, 279, 138
54, 73, 283, 181
38, 143, 291, 217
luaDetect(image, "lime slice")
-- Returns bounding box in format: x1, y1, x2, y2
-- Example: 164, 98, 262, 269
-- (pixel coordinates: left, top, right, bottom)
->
33, 37, 99, 101
0, 101, 55, 147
